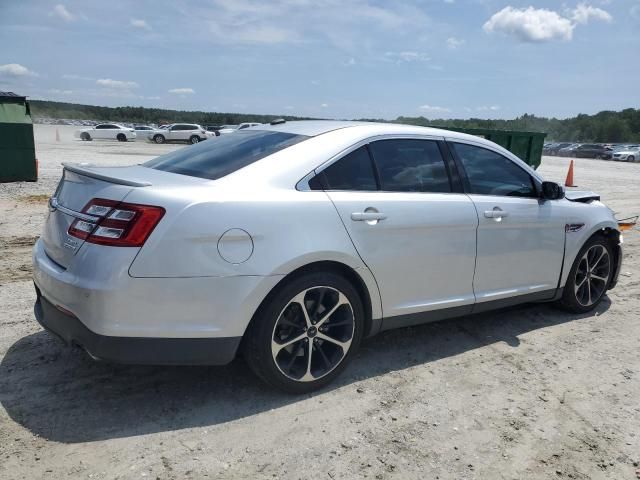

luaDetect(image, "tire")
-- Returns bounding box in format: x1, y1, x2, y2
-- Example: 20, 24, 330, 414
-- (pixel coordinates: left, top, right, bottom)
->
80, 132, 91, 141
628, 155, 635, 162
117, 133, 127, 142
244, 271, 364, 394
153, 134, 165, 144
189, 135, 200, 144
558, 235, 613, 313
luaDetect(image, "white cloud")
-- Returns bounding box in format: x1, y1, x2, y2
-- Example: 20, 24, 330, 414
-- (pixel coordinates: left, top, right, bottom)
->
321, 103, 329, 108
130, 18, 152, 31
168, 88, 195, 94
419, 104, 451, 113
632, 5, 640, 20
96, 78, 139, 89
483, 6, 574, 42
51, 4, 75, 22
570, 3, 612, 24
0, 63, 36, 77
484, 4, 612, 42
385, 51, 430, 63
446, 37, 464, 49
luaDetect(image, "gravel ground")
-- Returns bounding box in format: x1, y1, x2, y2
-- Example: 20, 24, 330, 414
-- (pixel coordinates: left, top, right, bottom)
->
1, 125, 639, 479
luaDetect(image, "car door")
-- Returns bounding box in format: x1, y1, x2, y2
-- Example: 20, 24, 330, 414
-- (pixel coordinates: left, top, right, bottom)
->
319, 138, 478, 325
92, 124, 107, 139
449, 141, 565, 308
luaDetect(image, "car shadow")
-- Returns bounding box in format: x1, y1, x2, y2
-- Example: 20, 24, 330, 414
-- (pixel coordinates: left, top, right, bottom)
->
0, 298, 610, 444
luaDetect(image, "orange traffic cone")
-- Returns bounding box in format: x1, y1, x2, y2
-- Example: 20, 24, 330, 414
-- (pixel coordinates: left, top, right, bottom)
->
564, 160, 575, 187
55, 128, 60, 142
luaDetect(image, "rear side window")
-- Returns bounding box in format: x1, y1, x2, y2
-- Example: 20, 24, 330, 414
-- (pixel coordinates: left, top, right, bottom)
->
144, 130, 308, 180
451, 143, 537, 198
369, 139, 451, 193
312, 146, 377, 191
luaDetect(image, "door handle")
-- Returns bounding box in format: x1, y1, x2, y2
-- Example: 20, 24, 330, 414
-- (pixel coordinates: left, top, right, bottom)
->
351, 212, 387, 222
484, 208, 509, 219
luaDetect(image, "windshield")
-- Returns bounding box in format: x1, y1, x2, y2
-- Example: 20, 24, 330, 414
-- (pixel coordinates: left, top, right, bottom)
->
144, 130, 309, 180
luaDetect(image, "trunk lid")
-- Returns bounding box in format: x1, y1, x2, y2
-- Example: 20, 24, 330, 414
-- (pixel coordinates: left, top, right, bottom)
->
42, 164, 152, 268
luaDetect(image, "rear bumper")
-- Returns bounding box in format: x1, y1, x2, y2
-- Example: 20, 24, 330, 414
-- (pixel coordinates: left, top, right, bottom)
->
34, 285, 241, 365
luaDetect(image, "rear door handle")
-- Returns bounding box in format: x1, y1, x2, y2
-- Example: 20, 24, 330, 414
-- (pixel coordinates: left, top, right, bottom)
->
351, 212, 387, 222
484, 208, 509, 219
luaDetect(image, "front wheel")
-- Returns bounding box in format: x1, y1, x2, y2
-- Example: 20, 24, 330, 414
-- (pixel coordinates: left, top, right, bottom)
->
153, 134, 165, 144
628, 155, 635, 162
558, 236, 613, 313
244, 272, 364, 393
80, 132, 91, 141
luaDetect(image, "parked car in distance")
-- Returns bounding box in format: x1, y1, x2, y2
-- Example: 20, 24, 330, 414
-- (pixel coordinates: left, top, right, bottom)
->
34, 121, 623, 393
546, 142, 574, 155
133, 125, 156, 141
74, 123, 136, 142
217, 124, 239, 134
237, 122, 262, 130
148, 123, 209, 144
205, 125, 223, 137
612, 147, 640, 162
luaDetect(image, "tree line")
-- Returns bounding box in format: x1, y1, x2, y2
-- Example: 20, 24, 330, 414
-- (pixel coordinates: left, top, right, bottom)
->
30, 100, 640, 143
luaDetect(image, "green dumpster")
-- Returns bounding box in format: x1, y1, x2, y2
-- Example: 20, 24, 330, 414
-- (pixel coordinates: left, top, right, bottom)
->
432, 126, 547, 169
0, 92, 37, 182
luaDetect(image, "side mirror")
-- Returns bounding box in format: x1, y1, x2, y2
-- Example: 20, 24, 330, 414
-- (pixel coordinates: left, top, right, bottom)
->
541, 181, 565, 200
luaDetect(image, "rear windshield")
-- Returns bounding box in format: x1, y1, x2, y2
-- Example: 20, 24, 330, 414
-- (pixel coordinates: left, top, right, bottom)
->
144, 130, 309, 180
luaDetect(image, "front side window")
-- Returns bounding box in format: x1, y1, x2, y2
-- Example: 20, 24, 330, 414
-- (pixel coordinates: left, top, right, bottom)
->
145, 130, 308, 180
311, 146, 377, 191
451, 143, 537, 198
369, 139, 451, 193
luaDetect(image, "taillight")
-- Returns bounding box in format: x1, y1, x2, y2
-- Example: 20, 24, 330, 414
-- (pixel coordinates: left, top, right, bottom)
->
68, 198, 165, 247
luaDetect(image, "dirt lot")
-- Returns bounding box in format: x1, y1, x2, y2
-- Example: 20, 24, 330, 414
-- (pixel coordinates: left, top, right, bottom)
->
1, 125, 639, 479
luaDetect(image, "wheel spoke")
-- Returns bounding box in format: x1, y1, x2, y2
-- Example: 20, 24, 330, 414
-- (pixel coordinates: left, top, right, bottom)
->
317, 332, 352, 352
271, 332, 306, 357
313, 288, 326, 319
590, 247, 606, 270
591, 274, 608, 283
587, 279, 592, 305
292, 292, 312, 328
316, 293, 350, 328
300, 341, 314, 382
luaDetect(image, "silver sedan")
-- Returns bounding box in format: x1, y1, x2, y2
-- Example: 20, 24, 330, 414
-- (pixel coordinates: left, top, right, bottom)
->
33, 121, 623, 392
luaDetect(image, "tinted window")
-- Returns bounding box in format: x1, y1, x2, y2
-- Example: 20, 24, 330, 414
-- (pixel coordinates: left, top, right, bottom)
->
369, 139, 451, 193
314, 146, 377, 191
144, 130, 308, 180
452, 143, 537, 197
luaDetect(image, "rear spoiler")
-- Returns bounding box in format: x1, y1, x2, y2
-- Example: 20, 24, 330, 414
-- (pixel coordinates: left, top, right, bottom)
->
62, 163, 152, 187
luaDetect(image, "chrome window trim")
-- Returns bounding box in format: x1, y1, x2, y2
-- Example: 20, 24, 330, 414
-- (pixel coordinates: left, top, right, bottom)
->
296, 134, 444, 191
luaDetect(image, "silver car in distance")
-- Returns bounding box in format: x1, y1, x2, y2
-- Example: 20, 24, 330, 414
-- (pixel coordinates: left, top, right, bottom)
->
33, 121, 623, 393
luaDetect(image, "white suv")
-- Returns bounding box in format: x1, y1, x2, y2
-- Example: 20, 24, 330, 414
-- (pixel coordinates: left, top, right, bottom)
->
149, 124, 209, 144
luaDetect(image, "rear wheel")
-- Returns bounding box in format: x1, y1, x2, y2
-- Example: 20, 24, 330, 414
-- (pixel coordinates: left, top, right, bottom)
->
558, 236, 612, 313
189, 135, 200, 144
116, 133, 126, 142
244, 272, 364, 393
153, 134, 165, 144
80, 132, 91, 141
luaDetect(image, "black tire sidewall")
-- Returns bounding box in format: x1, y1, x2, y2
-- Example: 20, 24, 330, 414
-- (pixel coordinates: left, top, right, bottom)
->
245, 272, 364, 394
560, 236, 612, 313
190, 136, 199, 144
154, 135, 165, 144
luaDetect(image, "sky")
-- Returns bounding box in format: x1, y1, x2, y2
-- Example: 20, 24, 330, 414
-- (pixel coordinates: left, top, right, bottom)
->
0, 0, 639, 120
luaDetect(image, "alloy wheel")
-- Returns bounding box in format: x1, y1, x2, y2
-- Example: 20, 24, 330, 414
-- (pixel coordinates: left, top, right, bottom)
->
271, 286, 355, 382
574, 244, 611, 307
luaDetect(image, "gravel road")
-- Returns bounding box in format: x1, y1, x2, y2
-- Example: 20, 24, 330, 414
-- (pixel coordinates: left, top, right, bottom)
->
1, 125, 638, 479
